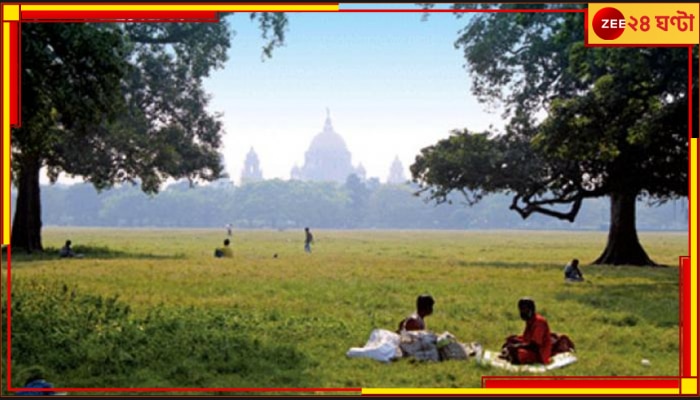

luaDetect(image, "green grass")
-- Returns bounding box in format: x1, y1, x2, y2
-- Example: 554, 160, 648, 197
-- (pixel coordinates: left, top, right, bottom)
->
2, 228, 687, 395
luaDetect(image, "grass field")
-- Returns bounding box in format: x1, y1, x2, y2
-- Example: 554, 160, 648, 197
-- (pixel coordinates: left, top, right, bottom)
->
2, 228, 687, 395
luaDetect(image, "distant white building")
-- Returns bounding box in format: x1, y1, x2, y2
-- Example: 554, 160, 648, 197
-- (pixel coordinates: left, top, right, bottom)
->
291, 109, 364, 183
387, 155, 406, 184
241, 147, 263, 184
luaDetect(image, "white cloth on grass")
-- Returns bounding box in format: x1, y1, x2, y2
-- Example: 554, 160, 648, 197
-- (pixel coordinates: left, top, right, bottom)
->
477, 350, 578, 372
346, 329, 402, 362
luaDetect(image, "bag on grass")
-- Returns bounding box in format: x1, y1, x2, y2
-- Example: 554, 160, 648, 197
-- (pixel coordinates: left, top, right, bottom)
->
437, 331, 468, 361
399, 330, 439, 361
436, 331, 482, 361
551, 333, 575, 355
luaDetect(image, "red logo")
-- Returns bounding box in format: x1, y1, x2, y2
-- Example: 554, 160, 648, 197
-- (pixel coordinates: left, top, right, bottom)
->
592, 7, 626, 40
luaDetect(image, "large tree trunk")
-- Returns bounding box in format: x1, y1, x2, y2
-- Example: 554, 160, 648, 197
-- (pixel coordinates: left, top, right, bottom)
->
593, 192, 655, 266
11, 156, 43, 253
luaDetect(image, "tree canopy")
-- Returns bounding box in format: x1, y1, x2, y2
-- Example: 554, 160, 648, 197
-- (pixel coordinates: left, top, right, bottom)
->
12, 15, 289, 251
411, 4, 695, 265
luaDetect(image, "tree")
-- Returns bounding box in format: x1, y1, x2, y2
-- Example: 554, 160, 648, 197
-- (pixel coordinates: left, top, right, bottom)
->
12, 23, 129, 252
11, 14, 288, 252
410, 4, 695, 265
344, 173, 370, 227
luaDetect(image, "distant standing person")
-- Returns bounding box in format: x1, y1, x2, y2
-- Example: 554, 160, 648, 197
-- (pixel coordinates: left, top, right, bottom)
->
225, 223, 232, 236
304, 227, 314, 253
564, 259, 584, 282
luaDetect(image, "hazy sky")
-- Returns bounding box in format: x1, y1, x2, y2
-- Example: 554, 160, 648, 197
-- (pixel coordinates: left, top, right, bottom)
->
40, 4, 507, 185
202, 4, 505, 184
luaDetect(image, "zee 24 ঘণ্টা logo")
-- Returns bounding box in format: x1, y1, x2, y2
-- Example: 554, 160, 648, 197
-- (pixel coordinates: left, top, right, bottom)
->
592, 6, 695, 41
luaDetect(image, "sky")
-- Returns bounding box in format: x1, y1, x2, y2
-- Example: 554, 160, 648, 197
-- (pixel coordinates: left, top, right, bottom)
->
201, 5, 506, 184
40, 4, 507, 186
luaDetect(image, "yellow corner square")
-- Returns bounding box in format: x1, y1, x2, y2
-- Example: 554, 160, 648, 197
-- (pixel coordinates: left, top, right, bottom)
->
3, 5, 19, 21
682, 378, 698, 395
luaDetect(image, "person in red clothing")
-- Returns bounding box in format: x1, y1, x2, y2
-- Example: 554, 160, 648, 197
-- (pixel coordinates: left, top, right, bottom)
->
501, 297, 552, 365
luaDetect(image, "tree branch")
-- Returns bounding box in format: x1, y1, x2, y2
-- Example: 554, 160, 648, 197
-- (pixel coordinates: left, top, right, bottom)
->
510, 193, 583, 222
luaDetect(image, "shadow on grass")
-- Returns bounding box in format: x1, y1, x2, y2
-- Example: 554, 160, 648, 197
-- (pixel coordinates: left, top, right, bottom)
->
454, 259, 672, 270
455, 260, 562, 269
556, 281, 679, 329
5, 245, 185, 264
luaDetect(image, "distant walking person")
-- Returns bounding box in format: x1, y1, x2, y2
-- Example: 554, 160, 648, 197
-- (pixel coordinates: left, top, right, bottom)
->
304, 227, 314, 253
225, 223, 233, 236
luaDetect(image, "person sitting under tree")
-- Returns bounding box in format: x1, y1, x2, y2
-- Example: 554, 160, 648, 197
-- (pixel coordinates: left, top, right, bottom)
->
564, 258, 584, 282
59, 240, 75, 258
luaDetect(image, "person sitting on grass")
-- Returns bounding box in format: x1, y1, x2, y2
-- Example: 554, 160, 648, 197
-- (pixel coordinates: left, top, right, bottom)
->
59, 240, 75, 258
397, 294, 435, 333
500, 297, 552, 365
214, 239, 233, 258
564, 258, 584, 282
348, 293, 479, 363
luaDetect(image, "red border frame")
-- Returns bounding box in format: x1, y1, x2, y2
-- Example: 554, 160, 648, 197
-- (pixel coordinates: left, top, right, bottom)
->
2, 3, 696, 395
20, 10, 220, 22
482, 377, 681, 389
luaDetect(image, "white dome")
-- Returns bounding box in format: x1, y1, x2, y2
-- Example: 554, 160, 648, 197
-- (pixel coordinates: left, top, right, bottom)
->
308, 116, 349, 153
299, 111, 355, 183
